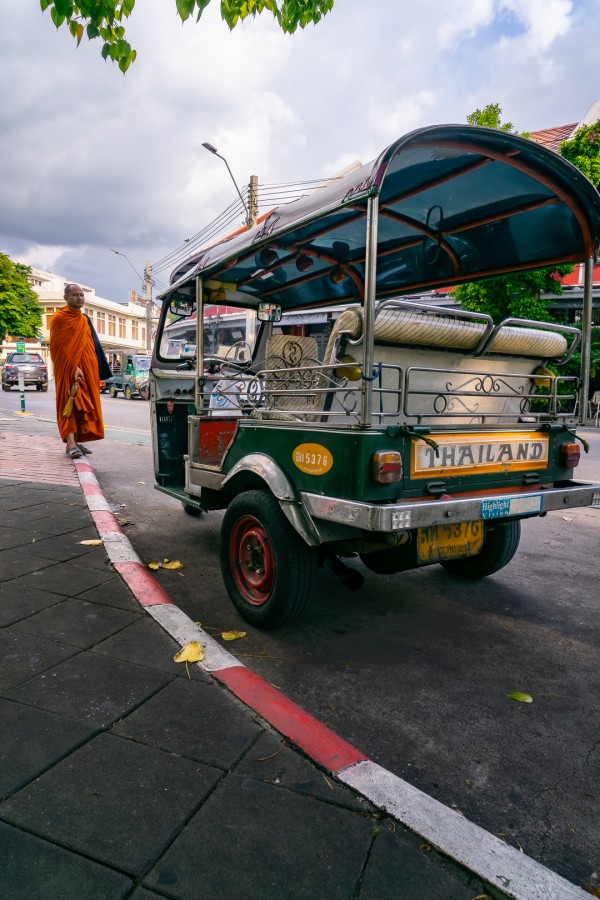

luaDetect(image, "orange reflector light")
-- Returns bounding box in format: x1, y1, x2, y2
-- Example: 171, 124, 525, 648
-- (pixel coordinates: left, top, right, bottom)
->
559, 442, 580, 468
372, 450, 402, 483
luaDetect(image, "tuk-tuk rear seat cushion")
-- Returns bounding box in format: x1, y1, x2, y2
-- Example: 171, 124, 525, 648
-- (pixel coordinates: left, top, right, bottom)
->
324, 306, 567, 359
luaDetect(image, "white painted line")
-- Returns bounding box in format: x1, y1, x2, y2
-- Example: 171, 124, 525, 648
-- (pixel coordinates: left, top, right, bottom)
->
147, 604, 240, 673
339, 760, 586, 900
84, 495, 112, 512
99, 531, 142, 565
78, 471, 100, 486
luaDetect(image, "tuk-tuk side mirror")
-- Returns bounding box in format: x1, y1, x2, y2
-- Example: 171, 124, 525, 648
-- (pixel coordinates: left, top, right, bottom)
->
257, 301, 282, 323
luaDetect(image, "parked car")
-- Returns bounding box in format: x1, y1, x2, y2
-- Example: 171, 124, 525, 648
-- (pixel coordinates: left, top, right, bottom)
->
105, 352, 151, 399
1, 351, 48, 391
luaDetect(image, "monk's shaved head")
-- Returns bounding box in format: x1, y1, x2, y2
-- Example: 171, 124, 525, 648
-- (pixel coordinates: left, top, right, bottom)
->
64, 283, 85, 309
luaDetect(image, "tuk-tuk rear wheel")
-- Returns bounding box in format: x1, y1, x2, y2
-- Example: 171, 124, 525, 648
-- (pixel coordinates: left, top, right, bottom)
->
221, 490, 316, 629
441, 519, 521, 579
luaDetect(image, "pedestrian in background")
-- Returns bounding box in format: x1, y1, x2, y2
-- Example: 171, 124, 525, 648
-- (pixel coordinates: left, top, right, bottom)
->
50, 283, 111, 459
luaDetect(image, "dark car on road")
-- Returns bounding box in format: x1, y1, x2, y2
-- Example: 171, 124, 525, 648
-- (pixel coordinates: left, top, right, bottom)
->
1, 351, 48, 391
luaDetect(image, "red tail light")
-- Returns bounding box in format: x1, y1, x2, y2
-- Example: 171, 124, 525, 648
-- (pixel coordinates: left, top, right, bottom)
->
371, 450, 402, 483
559, 442, 580, 468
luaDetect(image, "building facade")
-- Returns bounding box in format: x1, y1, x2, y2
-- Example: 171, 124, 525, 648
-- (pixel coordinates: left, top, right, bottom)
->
1, 267, 157, 378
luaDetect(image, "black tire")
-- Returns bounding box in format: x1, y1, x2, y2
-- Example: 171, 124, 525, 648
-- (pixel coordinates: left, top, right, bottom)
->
109, 384, 118, 398
182, 501, 202, 517
124, 385, 132, 400
220, 489, 316, 629
41, 384, 48, 392
441, 520, 521, 579
2, 384, 11, 391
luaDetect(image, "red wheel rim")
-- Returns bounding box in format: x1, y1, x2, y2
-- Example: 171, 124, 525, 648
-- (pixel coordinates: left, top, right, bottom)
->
229, 515, 275, 606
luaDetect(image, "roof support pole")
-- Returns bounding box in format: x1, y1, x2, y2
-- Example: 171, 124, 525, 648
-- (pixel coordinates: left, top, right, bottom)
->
579, 257, 593, 425
360, 194, 379, 427
195, 275, 204, 414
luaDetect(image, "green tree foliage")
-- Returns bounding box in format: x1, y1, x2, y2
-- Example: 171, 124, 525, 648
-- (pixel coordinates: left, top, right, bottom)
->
559, 120, 600, 189
453, 104, 566, 323
466, 102, 517, 133
39, 0, 334, 72
0, 254, 43, 340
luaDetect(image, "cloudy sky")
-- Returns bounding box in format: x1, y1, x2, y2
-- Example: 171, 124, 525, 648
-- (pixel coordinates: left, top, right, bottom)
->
1, 0, 598, 302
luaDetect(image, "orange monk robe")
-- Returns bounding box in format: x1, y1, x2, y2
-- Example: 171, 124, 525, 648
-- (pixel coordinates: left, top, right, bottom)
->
50, 306, 104, 444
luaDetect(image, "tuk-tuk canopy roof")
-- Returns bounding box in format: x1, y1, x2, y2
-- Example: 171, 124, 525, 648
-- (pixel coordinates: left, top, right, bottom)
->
165, 125, 600, 311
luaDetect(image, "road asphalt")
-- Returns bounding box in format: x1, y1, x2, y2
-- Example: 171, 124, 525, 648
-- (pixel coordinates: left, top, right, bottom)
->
0, 413, 596, 900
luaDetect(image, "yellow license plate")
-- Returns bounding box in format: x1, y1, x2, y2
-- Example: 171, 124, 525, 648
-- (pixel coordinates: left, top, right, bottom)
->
417, 521, 484, 563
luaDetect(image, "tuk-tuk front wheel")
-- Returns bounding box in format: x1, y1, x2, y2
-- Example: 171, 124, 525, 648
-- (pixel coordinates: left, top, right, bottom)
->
220, 490, 316, 629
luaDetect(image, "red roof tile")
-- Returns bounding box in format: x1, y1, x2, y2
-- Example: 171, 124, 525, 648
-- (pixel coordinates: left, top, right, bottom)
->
529, 123, 577, 152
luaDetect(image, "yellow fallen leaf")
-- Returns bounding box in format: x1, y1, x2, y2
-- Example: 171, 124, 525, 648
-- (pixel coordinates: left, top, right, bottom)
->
221, 630, 246, 641
173, 640, 204, 663
506, 691, 533, 703
148, 561, 161, 570
137, 481, 145, 485
79, 539, 104, 546
162, 560, 184, 570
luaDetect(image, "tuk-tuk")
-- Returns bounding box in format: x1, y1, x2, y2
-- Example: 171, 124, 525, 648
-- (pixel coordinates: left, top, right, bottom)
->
150, 124, 600, 629
106, 351, 151, 399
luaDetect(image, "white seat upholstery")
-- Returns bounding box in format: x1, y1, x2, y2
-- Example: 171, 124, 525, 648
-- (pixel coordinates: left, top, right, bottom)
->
322, 307, 568, 360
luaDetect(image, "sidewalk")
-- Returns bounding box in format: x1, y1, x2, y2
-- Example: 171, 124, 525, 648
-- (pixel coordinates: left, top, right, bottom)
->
0, 428, 591, 900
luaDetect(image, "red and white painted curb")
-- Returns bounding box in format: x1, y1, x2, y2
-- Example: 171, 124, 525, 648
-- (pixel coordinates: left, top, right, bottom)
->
75, 458, 587, 900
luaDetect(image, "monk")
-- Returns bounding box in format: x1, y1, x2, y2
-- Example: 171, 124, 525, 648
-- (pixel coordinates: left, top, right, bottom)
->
50, 283, 111, 459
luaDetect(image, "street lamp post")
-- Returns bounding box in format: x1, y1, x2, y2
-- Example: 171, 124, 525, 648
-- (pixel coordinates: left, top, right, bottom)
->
110, 249, 153, 352
202, 143, 254, 226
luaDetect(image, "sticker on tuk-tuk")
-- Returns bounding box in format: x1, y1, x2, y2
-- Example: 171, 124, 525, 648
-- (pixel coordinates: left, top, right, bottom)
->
293, 443, 333, 475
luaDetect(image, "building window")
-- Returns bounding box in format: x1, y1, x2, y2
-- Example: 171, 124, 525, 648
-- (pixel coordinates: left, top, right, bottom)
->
118, 317, 126, 338
141, 326, 146, 344
45, 307, 55, 329
132, 320, 138, 340
108, 314, 116, 337
97, 312, 106, 335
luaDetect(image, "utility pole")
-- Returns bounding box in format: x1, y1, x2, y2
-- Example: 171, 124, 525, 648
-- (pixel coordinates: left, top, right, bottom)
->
144, 260, 152, 353
248, 175, 259, 227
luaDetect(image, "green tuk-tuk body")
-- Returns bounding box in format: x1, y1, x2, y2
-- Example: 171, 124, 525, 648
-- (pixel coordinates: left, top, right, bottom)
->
150, 125, 600, 628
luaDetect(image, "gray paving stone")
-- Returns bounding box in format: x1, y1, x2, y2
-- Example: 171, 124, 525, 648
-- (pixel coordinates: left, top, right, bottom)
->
358, 819, 488, 899
0, 697, 97, 799
0, 550, 57, 583
112, 677, 262, 768
129, 889, 170, 900
144, 774, 374, 899
0, 627, 79, 692
0, 489, 82, 511
0, 819, 132, 899
78, 575, 141, 611
235, 730, 373, 812
0, 526, 40, 551
0, 732, 222, 878
5, 650, 173, 726
93, 617, 210, 679
11, 597, 140, 649
9, 509, 92, 535
13, 562, 114, 597
0, 582, 65, 625
22, 527, 105, 563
